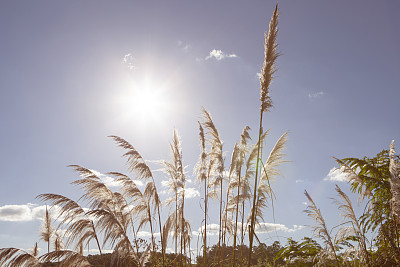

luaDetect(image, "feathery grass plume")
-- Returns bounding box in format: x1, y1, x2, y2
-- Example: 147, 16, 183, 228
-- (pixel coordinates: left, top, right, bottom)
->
69, 165, 116, 209
304, 190, 340, 266
247, 131, 288, 231
41, 205, 54, 254
53, 230, 65, 251
70, 170, 134, 256
201, 107, 225, 266
389, 140, 400, 223
109, 135, 165, 265
0, 247, 41, 267
161, 129, 190, 264
194, 121, 210, 266
333, 184, 370, 265
248, 5, 280, 266
86, 207, 134, 253
220, 143, 241, 261
39, 250, 91, 267
240, 129, 269, 259
31, 242, 39, 258
109, 135, 153, 179
260, 5, 279, 113
69, 166, 136, 256
227, 126, 251, 266
36, 193, 105, 264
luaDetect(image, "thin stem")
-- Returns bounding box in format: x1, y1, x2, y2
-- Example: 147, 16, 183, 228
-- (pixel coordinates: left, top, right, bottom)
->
247, 109, 264, 267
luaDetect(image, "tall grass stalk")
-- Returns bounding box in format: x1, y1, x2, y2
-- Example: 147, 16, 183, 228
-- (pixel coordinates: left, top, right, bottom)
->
231, 127, 251, 266
201, 107, 225, 266
194, 121, 209, 266
110, 136, 165, 266
247, 5, 279, 266
334, 185, 370, 265
40, 206, 53, 254
304, 190, 340, 266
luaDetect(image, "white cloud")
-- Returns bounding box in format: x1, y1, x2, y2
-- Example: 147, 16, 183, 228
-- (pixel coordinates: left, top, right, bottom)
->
184, 187, 200, 199
0, 204, 55, 222
137, 231, 160, 238
295, 179, 304, 183
122, 53, 136, 71
0, 204, 32, 221
302, 202, 308, 206
324, 167, 349, 182
161, 180, 200, 199
205, 49, 238, 61
137, 231, 153, 238
197, 224, 220, 236
308, 91, 324, 99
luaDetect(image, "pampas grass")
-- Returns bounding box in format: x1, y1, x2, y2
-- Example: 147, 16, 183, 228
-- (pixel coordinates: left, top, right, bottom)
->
248, 5, 280, 266
304, 190, 340, 266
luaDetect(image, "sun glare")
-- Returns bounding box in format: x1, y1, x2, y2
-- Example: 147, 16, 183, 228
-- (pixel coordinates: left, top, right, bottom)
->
117, 77, 171, 126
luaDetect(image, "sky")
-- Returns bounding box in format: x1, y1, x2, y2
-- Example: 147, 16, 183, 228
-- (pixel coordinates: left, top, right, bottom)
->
1, 0, 400, 257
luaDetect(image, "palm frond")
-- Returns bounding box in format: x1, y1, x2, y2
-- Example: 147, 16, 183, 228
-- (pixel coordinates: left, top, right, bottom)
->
333, 157, 372, 201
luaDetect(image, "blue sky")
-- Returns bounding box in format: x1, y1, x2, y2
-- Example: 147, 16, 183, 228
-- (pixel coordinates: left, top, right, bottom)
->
1, 0, 399, 256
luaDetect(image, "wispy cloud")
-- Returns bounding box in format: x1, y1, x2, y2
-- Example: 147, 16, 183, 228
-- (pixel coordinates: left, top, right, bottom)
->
308, 91, 324, 99
295, 179, 304, 183
205, 49, 238, 61
178, 40, 192, 52
122, 53, 136, 71
194, 222, 303, 236
324, 167, 348, 182
255, 223, 304, 233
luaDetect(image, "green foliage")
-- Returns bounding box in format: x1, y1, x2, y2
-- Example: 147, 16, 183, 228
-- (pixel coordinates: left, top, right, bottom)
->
340, 149, 400, 263
275, 237, 320, 266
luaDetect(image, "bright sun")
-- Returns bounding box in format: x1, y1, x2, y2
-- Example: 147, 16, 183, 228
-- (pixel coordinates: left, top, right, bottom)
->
117, 77, 171, 126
